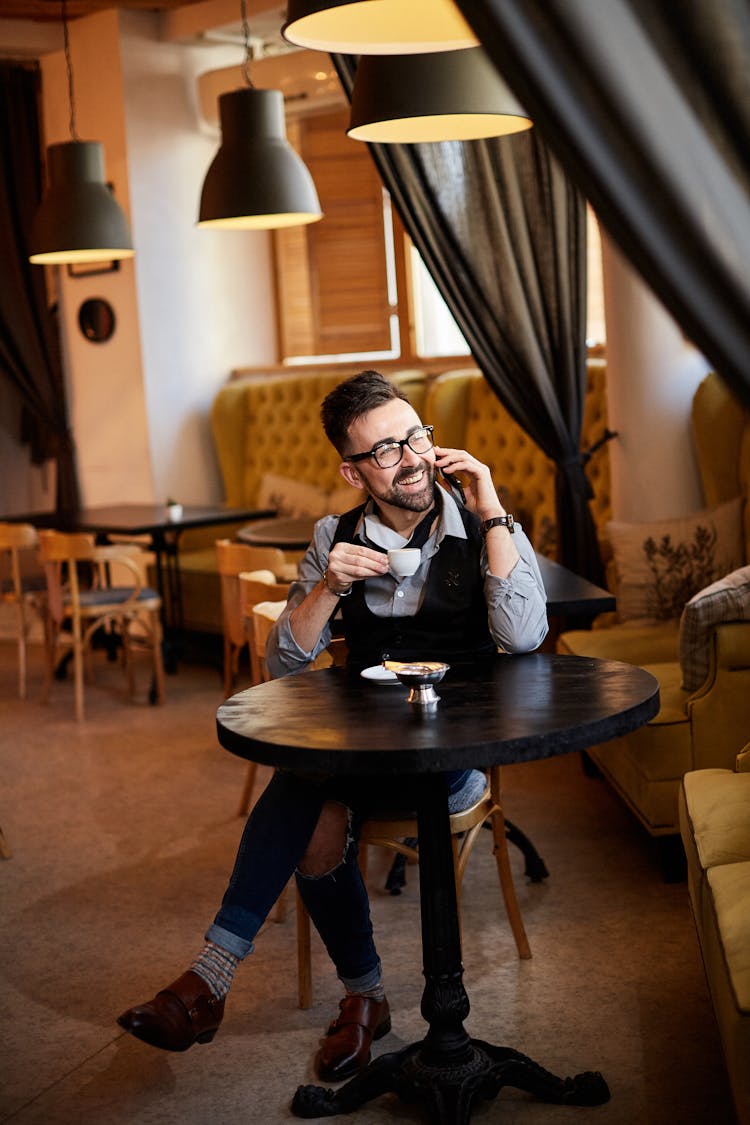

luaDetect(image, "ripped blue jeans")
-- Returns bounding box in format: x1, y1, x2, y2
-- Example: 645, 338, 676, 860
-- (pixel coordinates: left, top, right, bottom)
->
207, 766, 484, 991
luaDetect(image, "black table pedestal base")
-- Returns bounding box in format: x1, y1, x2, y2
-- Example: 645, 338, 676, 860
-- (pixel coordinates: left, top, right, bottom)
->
292, 773, 608, 1124
292, 1040, 609, 1124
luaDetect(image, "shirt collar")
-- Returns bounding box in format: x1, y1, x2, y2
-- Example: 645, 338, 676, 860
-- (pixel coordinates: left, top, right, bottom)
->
359, 486, 467, 547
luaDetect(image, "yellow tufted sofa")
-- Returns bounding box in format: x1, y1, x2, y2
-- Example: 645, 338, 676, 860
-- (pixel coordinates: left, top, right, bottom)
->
679, 743, 750, 1124
177, 357, 612, 635
557, 372, 750, 873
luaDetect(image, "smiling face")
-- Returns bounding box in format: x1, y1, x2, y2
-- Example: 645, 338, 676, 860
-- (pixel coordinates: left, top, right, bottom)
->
339, 398, 436, 516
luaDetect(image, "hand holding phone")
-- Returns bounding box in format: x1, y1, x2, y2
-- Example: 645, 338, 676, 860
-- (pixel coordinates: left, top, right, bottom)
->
438, 466, 466, 506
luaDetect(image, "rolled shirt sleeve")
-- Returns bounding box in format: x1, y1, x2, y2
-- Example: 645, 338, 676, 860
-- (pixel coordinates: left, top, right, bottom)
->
484, 533, 549, 653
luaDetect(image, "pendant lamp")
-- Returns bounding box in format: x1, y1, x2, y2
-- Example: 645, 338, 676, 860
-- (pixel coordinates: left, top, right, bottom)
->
28, 0, 134, 265
197, 0, 321, 231
347, 47, 532, 143
283, 0, 478, 54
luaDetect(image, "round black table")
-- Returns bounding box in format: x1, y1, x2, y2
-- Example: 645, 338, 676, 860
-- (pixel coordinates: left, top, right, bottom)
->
216, 654, 659, 1124
237, 516, 316, 550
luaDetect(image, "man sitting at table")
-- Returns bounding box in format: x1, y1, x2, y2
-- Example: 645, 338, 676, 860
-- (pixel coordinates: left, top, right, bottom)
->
118, 370, 548, 1081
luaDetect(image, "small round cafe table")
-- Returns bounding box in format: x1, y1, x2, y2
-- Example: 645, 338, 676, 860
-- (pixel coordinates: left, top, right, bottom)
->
216, 653, 659, 1124
237, 515, 316, 550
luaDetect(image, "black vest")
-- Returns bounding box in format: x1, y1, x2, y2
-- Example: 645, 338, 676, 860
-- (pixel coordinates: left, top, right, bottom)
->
330, 502, 496, 670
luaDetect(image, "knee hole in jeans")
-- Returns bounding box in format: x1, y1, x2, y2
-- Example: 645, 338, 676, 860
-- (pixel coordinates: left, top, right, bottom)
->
296, 800, 354, 878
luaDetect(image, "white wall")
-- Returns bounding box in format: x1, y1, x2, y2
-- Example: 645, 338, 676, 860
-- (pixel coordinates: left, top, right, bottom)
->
601, 232, 711, 523
14, 10, 277, 511
39, 10, 154, 508
119, 12, 277, 506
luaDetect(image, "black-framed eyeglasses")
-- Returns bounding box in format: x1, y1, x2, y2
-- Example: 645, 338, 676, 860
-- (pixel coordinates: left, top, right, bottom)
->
345, 425, 435, 469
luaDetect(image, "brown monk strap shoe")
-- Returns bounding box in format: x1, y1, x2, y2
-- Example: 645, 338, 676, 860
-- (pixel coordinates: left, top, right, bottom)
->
314, 994, 391, 1083
117, 970, 225, 1052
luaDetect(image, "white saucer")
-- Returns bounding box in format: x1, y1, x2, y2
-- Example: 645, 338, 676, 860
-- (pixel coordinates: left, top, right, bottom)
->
360, 665, 400, 685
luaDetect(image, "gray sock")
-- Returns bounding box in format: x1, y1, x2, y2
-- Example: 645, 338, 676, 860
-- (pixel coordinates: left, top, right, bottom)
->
191, 940, 240, 1001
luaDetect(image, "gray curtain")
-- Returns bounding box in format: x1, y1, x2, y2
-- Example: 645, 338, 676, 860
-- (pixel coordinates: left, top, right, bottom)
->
0, 62, 79, 515
456, 0, 750, 409
334, 56, 604, 584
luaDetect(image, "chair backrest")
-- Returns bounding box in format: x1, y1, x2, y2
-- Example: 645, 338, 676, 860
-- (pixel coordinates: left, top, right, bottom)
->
37, 530, 145, 624
216, 538, 290, 648
0, 522, 38, 602
215, 538, 288, 577
692, 371, 750, 561
249, 599, 288, 682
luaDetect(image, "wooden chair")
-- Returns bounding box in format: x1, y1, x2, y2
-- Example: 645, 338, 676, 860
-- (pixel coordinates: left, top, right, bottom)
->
234, 582, 292, 816
38, 530, 165, 721
0, 522, 45, 700
216, 538, 297, 698
294, 764, 531, 1008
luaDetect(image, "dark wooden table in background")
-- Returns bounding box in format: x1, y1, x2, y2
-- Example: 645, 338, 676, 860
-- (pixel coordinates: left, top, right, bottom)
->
9, 503, 273, 632
217, 654, 659, 1123
238, 514, 616, 617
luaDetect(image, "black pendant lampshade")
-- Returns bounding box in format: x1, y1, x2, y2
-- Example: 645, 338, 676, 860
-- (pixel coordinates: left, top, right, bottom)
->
283, 0, 478, 53
198, 87, 322, 230
29, 140, 134, 265
347, 47, 532, 143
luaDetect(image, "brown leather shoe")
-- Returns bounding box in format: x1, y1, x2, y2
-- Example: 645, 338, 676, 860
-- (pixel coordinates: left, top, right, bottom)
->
314, 995, 391, 1083
117, 970, 225, 1052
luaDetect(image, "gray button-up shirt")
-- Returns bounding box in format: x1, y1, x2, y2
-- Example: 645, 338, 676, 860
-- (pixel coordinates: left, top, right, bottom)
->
266, 488, 548, 679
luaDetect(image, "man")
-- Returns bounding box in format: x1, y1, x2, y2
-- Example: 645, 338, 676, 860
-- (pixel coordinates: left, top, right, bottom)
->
118, 370, 548, 1082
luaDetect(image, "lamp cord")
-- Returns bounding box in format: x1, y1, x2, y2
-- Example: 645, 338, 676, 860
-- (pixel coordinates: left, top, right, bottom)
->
240, 0, 255, 89
62, 0, 79, 140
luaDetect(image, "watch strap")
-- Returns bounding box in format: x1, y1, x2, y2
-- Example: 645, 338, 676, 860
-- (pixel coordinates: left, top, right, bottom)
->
481, 514, 515, 536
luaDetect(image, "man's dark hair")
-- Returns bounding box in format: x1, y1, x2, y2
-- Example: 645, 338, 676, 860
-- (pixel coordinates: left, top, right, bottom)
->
321, 370, 409, 455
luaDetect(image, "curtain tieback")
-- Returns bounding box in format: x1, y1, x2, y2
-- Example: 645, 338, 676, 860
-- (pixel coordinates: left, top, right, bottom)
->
558, 429, 618, 502
581, 427, 618, 466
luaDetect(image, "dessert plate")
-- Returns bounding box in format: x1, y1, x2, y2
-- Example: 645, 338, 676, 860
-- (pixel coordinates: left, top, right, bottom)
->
360, 665, 400, 685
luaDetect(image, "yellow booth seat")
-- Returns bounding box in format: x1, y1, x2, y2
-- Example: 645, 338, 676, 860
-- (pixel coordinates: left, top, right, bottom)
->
176, 357, 612, 636
679, 746, 750, 1125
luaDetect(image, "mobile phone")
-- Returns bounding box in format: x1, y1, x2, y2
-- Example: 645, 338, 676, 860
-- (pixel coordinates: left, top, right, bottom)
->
439, 466, 466, 506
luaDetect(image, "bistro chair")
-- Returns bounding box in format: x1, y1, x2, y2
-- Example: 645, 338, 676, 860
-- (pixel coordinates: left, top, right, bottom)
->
234, 580, 292, 817
216, 539, 296, 698
294, 764, 531, 1009
0, 522, 46, 700
38, 530, 165, 721
243, 597, 340, 930
240, 590, 336, 815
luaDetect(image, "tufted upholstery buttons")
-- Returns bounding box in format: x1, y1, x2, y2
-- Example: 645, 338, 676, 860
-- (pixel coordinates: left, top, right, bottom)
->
212, 360, 612, 565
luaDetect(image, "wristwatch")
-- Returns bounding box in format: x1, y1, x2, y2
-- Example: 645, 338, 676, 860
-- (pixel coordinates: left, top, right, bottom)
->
481, 514, 515, 536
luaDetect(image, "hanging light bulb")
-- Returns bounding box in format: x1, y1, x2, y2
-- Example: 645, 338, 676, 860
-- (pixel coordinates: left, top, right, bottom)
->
197, 0, 322, 231
347, 47, 532, 144
283, 0, 478, 54
28, 0, 134, 266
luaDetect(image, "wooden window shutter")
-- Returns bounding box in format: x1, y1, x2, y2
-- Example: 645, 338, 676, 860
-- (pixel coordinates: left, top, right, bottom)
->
274, 108, 394, 359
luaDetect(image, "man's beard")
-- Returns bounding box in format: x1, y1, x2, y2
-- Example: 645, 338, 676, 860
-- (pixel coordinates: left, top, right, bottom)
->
375, 460, 435, 512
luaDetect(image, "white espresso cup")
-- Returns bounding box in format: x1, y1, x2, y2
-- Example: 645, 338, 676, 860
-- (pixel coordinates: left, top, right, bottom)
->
388, 548, 421, 576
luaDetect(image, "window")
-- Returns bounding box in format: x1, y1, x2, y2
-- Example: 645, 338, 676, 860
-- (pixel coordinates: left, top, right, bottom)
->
275, 107, 605, 363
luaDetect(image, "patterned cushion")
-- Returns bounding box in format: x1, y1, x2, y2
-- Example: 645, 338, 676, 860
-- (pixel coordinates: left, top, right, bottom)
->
256, 473, 330, 518
256, 473, 365, 519
679, 565, 750, 691
606, 497, 744, 623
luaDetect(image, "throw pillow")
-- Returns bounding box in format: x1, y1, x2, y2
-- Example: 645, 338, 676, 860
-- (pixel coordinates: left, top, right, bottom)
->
257, 473, 330, 519
679, 565, 750, 691
606, 496, 744, 623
